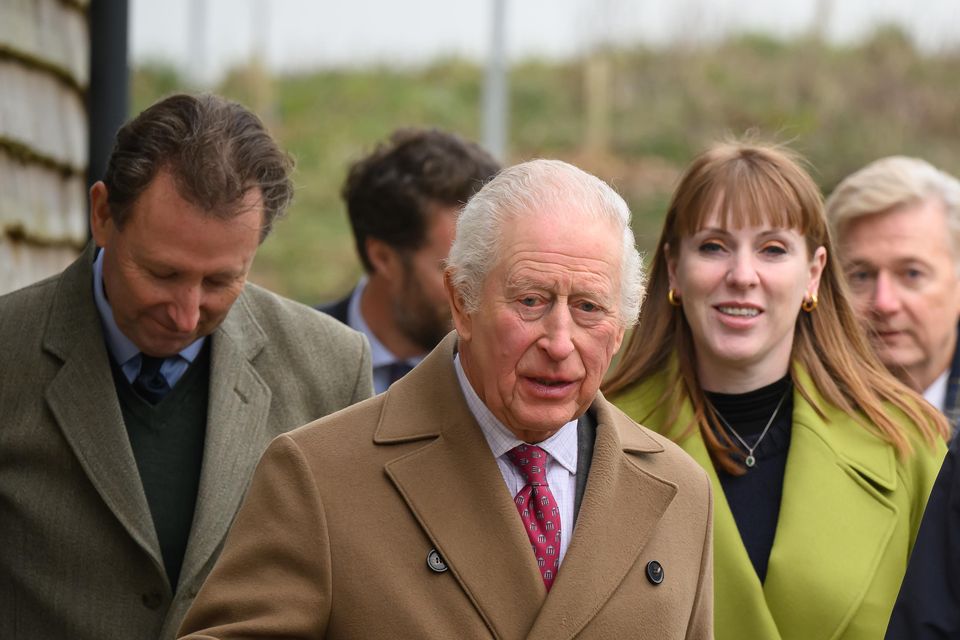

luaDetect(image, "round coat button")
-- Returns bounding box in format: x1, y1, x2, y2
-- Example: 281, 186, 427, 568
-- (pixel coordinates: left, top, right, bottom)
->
646, 560, 664, 585
426, 548, 448, 573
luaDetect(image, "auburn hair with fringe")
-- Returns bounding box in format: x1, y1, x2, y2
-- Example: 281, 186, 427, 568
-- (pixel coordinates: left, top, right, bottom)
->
603, 140, 948, 475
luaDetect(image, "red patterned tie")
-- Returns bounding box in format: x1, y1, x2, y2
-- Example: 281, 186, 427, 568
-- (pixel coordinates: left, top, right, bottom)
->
506, 444, 562, 590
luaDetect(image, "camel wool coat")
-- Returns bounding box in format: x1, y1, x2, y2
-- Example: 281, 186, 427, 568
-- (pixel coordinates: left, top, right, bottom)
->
179, 332, 714, 640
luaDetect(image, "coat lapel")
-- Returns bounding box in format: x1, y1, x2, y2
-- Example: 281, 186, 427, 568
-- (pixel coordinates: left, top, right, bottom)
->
381, 337, 684, 639
178, 292, 272, 590
526, 396, 677, 640
381, 335, 545, 640
614, 362, 903, 640
42, 246, 163, 573
681, 425, 782, 639
762, 372, 899, 640
617, 365, 782, 639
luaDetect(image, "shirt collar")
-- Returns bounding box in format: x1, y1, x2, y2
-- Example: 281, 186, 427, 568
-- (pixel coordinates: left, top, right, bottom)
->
348, 276, 422, 370
453, 352, 578, 474
92, 248, 205, 367
924, 366, 950, 411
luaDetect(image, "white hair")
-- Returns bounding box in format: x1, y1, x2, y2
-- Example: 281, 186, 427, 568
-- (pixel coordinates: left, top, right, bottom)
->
826, 156, 960, 266
446, 158, 645, 326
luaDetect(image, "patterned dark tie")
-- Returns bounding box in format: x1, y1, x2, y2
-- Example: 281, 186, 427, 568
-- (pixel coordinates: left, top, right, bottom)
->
506, 444, 562, 591
135, 354, 172, 404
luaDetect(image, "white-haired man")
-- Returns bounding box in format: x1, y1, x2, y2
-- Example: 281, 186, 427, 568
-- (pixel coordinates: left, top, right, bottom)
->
827, 156, 960, 431
178, 159, 714, 639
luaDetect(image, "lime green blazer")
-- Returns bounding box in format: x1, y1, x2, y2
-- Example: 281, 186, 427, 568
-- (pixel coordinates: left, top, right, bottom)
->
612, 366, 945, 640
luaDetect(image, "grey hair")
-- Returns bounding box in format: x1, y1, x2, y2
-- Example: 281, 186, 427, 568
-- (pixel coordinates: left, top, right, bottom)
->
446, 158, 645, 326
826, 156, 960, 266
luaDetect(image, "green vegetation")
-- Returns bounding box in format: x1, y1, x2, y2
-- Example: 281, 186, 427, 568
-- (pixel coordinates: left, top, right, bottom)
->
132, 26, 960, 304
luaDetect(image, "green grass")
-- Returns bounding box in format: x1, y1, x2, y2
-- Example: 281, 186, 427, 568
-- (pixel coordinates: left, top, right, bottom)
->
131, 25, 960, 304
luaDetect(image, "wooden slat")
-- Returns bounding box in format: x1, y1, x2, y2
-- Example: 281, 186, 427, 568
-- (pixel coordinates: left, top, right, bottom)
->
0, 0, 87, 295
0, 154, 88, 245
0, 0, 89, 87
0, 238, 79, 295
0, 60, 88, 171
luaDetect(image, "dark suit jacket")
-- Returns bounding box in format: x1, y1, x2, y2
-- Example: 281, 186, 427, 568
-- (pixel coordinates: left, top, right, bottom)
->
315, 291, 351, 324
0, 245, 374, 640
178, 332, 714, 639
944, 324, 960, 435
885, 432, 960, 638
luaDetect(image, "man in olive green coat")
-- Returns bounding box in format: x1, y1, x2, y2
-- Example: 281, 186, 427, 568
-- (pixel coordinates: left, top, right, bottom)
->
0, 94, 373, 640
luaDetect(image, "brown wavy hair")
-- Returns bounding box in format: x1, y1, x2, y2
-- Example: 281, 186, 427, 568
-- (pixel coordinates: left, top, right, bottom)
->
603, 140, 948, 475
103, 93, 294, 242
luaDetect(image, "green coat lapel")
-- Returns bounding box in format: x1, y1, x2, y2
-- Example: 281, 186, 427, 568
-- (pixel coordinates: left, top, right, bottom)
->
616, 365, 903, 640
627, 379, 781, 640
42, 246, 163, 574
178, 291, 272, 591
763, 369, 899, 640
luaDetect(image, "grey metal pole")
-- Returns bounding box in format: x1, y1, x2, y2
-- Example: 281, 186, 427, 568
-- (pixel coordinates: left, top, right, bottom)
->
482, 0, 508, 161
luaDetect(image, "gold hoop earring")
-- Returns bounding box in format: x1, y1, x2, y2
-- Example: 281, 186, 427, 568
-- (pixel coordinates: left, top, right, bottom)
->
802, 293, 818, 312
667, 288, 681, 307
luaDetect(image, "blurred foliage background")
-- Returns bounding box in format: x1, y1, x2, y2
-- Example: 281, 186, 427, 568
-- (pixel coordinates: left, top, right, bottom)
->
132, 25, 960, 305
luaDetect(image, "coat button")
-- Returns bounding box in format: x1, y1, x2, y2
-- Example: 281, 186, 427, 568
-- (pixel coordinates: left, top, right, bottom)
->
426, 548, 448, 573
646, 560, 664, 585
141, 591, 164, 609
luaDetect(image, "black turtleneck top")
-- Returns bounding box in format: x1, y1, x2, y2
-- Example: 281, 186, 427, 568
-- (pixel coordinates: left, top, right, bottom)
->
706, 374, 793, 584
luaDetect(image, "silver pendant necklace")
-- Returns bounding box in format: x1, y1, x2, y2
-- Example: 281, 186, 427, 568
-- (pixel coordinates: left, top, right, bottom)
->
711, 389, 790, 468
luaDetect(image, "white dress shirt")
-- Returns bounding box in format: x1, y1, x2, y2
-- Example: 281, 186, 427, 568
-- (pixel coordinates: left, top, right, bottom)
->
923, 367, 949, 412
453, 353, 579, 565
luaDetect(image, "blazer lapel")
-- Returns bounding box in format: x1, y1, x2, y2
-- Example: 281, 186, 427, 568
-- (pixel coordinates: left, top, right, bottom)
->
526, 396, 678, 640
43, 246, 163, 573
619, 369, 782, 639
612, 363, 901, 640
682, 426, 782, 639
381, 337, 545, 640
178, 292, 272, 590
762, 375, 899, 640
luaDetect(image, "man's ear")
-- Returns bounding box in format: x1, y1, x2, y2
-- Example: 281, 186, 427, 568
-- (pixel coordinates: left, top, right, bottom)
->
444, 270, 472, 340
89, 181, 113, 248
366, 237, 402, 281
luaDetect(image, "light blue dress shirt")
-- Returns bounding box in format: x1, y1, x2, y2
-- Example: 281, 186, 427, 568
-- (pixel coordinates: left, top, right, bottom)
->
347, 277, 422, 394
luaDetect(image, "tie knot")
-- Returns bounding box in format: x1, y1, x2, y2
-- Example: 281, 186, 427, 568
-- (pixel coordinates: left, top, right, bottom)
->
135, 354, 172, 403
506, 444, 550, 486
139, 355, 165, 379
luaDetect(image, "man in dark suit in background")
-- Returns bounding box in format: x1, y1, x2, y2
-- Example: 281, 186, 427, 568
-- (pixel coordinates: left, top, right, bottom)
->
885, 432, 960, 638
0, 93, 373, 640
318, 128, 499, 393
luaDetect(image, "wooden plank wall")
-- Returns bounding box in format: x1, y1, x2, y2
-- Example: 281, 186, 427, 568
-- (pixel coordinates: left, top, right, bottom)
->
0, 0, 90, 295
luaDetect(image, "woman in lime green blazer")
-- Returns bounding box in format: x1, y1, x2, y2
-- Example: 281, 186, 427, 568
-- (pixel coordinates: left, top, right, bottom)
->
604, 141, 948, 640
